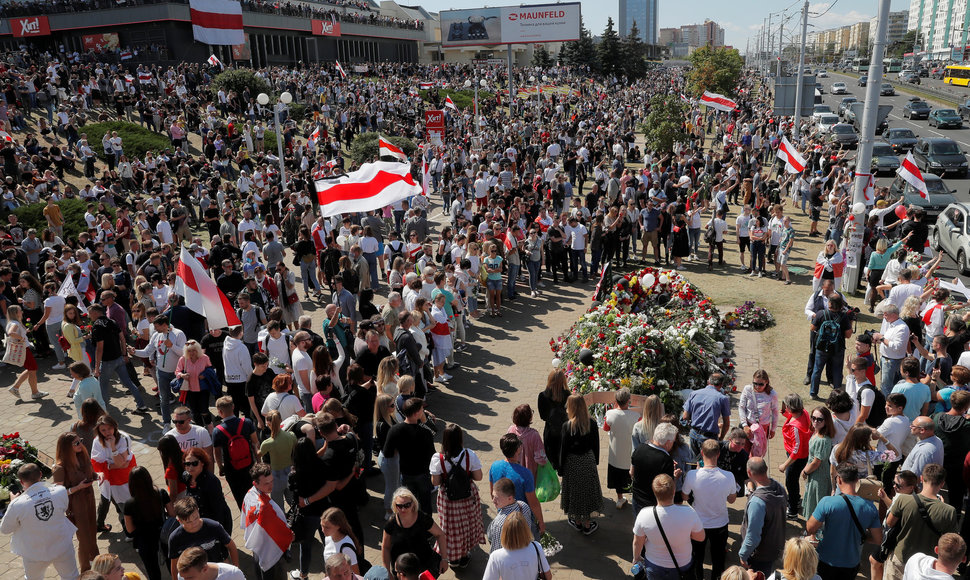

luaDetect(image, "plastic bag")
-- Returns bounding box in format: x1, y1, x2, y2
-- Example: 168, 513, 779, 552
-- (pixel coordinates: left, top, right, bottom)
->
535, 462, 561, 503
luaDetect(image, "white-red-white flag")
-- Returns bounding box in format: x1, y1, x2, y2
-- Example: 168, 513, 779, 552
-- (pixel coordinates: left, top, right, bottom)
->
444, 96, 457, 110
58, 275, 87, 314
207, 54, 223, 68
138, 71, 153, 83
242, 488, 293, 571
864, 172, 875, 202
504, 229, 516, 252
378, 136, 407, 162
776, 136, 806, 174
189, 0, 244, 45
314, 161, 422, 218
898, 152, 929, 199
174, 246, 242, 329
679, 93, 689, 103
335, 60, 347, 79
308, 126, 320, 145
419, 82, 433, 90
700, 91, 738, 112
0, 131, 13, 143
421, 156, 430, 196
119, 50, 132, 61
124, 75, 135, 85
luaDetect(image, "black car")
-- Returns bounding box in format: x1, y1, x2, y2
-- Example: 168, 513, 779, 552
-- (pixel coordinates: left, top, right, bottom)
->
871, 143, 901, 175
880, 83, 896, 96
902, 98, 931, 119
929, 109, 964, 129
888, 173, 957, 221
884, 127, 918, 153
912, 137, 969, 177
828, 123, 858, 148
858, 75, 868, 86
959, 99, 970, 119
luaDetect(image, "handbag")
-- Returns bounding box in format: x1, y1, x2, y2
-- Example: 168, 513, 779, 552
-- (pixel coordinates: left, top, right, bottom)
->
653, 506, 693, 580
532, 541, 546, 580
286, 288, 299, 305
856, 455, 884, 502
2, 335, 27, 367
57, 333, 71, 352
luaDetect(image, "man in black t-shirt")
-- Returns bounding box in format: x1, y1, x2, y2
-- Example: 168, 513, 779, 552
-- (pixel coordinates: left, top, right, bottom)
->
90, 303, 150, 414
200, 327, 227, 383
168, 496, 239, 580
809, 294, 853, 399
246, 353, 276, 430
211, 396, 257, 509
354, 329, 391, 380
317, 413, 366, 544
383, 397, 436, 512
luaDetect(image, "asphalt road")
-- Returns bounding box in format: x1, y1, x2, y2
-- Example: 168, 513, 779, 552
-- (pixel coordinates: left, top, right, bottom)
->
812, 73, 969, 283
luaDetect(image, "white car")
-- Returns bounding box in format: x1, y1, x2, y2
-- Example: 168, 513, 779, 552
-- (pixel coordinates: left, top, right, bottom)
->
816, 113, 840, 133
831, 82, 848, 94
818, 69, 828, 77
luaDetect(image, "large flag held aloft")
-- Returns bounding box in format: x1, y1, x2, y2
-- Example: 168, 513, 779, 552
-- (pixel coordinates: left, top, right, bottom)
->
174, 246, 242, 329
314, 161, 422, 218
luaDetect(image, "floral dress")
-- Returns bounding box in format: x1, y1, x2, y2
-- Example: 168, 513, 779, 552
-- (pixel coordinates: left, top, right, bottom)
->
802, 434, 833, 519
738, 385, 779, 458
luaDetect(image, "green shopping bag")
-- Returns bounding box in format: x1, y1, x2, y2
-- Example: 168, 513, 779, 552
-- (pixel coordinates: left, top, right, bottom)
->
535, 462, 561, 503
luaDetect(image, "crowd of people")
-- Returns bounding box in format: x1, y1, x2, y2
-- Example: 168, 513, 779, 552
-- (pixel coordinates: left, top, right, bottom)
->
0, 47, 966, 580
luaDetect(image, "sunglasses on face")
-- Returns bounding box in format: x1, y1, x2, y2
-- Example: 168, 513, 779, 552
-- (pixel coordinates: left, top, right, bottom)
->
395, 501, 413, 510
811, 416, 824, 422
753, 381, 766, 387
173, 419, 187, 425
184, 460, 201, 467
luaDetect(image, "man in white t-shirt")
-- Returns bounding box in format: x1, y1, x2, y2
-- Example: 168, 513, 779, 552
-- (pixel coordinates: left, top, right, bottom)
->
901, 533, 966, 580
565, 216, 589, 282
682, 440, 737, 580
632, 474, 705, 577
176, 546, 245, 580
260, 375, 305, 423
37, 291, 67, 368
603, 388, 640, 509
845, 356, 878, 425
166, 406, 214, 457
156, 211, 174, 245
291, 331, 314, 410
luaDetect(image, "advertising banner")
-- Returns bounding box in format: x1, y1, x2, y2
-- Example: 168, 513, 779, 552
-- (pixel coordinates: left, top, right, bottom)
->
231, 41, 251, 61
82, 33, 120, 52
11, 16, 50, 37
425, 109, 444, 144
440, 2, 580, 47
312, 19, 341, 36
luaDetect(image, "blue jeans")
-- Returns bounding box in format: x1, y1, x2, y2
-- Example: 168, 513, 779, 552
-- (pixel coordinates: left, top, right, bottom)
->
590, 249, 603, 276
570, 249, 588, 280
299, 260, 321, 295
881, 357, 903, 397
644, 558, 692, 580
156, 369, 175, 422
527, 260, 541, 292
271, 467, 292, 509
810, 347, 844, 397
364, 252, 379, 288
45, 323, 65, 363
378, 451, 400, 511
688, 227, 701, 255
99, 357, 145, 408
506, 263, 521, 298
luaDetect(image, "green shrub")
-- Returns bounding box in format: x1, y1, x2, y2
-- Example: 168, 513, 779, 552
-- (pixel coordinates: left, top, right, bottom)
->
349, 132, 417, 166
79, 121, 172, 161
2, 198, 115, 242
288, 103, 308, 122
210, 69, 271, 100
419, 89, 493, 111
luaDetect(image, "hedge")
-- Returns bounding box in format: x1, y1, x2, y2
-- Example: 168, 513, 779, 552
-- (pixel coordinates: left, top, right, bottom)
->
209, 69, 271, 101
419, 88, 493, 111
349, 132, 417, 165
80, 121, 172, 161
2, 198, 115, 242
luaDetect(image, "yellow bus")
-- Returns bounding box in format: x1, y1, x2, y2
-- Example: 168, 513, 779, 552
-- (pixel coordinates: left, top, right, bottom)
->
943, 64, 970, 86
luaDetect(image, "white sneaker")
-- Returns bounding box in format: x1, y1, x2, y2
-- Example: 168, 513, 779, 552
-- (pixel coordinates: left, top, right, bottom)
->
441, 373, 453, 381
32, 391, 49, 400
8, 386, 20, 398
52, 363, 66, 370
616, 497, 628, 509
531, 291, 537, 297
436, 375, 450, 383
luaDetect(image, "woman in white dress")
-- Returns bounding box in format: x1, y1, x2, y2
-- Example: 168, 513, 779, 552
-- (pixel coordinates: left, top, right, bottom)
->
275, 263, 303, 330
91, 414, 135, 535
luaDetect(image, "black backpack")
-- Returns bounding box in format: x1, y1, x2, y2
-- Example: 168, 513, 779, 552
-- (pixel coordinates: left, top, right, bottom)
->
441, 451, 472, 501
857, 383, 887, 428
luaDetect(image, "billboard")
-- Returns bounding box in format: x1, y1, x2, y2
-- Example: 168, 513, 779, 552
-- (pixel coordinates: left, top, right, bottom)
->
10, 16, 50, 37
82, 33, 120, 52
312, 19, 341, 36
425, 110, 444, 145
231, 41, 251, 61
440, 2, 580, 47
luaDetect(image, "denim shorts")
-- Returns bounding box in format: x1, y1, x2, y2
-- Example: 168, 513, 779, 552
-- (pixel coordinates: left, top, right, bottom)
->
486, 278, 502, 291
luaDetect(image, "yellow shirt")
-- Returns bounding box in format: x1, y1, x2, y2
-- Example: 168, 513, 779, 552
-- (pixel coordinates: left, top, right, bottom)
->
43, 204, 63, 226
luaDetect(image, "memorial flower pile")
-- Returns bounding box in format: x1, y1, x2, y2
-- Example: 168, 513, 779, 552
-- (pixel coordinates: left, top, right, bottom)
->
732, 301, 775, 330
0, 432, 44, 502
550, 268, 735, 410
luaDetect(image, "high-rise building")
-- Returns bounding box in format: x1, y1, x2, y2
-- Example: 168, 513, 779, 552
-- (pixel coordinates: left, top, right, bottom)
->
909, 0, 969, 59
869, 10, 909, 46
848, 21, 870, 53
659, 27, 680, 46
619, 0, 659, 44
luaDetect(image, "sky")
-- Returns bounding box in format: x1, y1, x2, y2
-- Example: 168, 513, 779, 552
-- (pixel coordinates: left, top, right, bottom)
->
417, 0, 911, 51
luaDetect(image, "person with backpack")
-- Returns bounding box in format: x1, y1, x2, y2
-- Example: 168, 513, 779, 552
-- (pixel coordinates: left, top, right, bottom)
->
809, 294, 853, 400
429, 423, 485, 570
845, 356, 885, 427
211, 396, 258, 509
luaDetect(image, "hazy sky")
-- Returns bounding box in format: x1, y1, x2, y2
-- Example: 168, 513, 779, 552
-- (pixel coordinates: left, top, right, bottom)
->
419, 0, 912, 50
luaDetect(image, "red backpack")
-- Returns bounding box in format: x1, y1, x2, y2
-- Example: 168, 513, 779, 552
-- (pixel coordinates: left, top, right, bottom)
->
216, 420, 252, 471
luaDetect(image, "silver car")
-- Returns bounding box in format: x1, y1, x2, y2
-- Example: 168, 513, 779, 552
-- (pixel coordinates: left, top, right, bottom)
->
934, 203, 970, 274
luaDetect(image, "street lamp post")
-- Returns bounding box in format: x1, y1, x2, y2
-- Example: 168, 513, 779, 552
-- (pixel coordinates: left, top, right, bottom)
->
464, 76, 488, 134
529, 74, 548, 124
257, 90, 292, 191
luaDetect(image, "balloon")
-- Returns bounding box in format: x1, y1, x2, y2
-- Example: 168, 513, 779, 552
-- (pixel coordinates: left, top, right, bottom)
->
642, 273, 656, 287
578, 349, 595, 366
612, 274, 624, 285
853, 202, 866, 214
551, 358, 561, 369
895, 205, 907, 219
848, 215, 855, 221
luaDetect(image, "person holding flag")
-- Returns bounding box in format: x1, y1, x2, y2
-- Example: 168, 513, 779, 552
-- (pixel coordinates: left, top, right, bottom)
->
242, 464, 293, 580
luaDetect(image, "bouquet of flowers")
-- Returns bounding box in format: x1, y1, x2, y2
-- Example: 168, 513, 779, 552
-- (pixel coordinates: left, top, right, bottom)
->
551, 268, 736, 410
732, 301, 775, 330
0, 433, 47, 502
539, 531, 563, 558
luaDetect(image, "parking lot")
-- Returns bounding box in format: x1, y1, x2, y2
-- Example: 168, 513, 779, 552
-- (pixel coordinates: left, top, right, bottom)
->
810, 72, 970, 280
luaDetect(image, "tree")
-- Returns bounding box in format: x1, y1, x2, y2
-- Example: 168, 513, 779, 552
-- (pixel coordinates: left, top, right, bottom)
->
532, 44, 554, 68
349, 132, 418, 165
688, 45, 743, 96
209, 69, 270, 100
639, 95, 688, 153
621, 21, 648, 79
561, 16, 599, 71
597, 17, 622, 77
888, 29, 922, 59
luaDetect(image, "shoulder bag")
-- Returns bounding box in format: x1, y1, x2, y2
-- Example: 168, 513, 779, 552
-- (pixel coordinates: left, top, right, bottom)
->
855, 455, 884, 502
842, 494, 871, 543
653, 506, 693, 580
912, 493, 943, 537
532, 541, 546, 580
